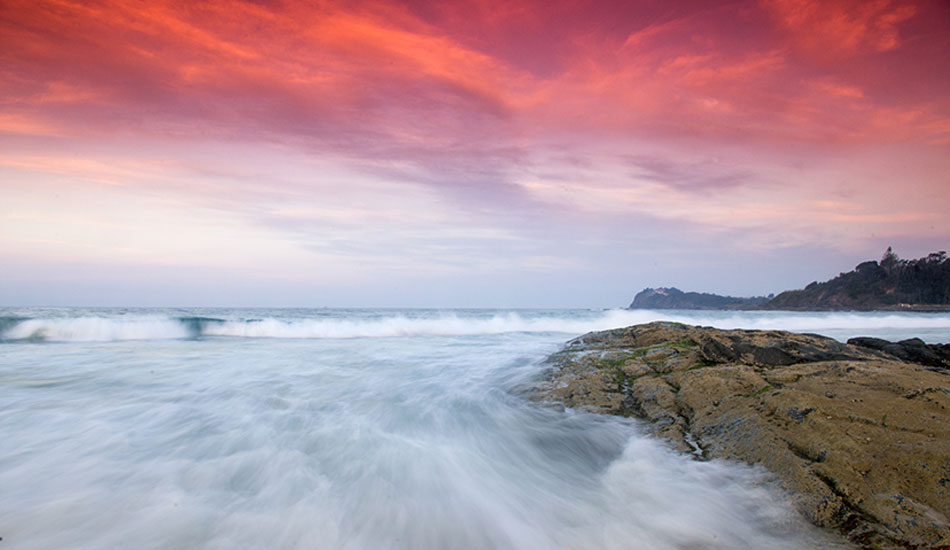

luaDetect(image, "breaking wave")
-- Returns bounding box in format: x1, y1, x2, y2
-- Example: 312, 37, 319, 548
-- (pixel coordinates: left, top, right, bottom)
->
0, 316, 194, 342
1, 309, 948, 343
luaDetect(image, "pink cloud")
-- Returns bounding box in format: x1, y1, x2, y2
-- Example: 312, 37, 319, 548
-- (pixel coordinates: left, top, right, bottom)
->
763, 0, 917, 58
521, 0, 948, 152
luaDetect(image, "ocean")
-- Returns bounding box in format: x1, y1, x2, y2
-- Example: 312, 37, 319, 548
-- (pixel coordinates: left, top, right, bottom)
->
2, 307, 948, 549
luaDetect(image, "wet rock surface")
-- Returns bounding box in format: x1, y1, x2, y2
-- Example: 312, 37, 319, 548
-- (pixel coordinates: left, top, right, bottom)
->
531, 322, 950, 549
848, 336, 950, 371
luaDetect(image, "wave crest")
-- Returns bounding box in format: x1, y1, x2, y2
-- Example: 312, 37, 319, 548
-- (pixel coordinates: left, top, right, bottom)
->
2, 309, 949, 343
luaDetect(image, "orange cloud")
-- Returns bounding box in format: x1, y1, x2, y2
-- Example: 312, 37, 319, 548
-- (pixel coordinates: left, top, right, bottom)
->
0, 0, 530, 155
0, 113, 68, 137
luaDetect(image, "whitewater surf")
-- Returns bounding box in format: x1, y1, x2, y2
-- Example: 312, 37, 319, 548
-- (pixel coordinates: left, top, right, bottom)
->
3, 307, 946, 548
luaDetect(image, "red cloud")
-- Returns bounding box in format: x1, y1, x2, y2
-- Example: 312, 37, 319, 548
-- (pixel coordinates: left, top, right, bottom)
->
0, 0, 531, 186
1, 0, 946, 185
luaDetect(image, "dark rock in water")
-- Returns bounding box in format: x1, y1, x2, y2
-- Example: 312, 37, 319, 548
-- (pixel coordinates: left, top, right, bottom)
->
628, 287, 770, 310
531, 322, 950, 550
848, 336, 950, 371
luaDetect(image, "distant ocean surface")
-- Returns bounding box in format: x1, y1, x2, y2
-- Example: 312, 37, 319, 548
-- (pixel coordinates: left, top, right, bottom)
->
3, 307, 948, 549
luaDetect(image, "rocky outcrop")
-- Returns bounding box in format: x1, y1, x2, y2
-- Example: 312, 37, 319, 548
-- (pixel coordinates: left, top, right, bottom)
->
532, 322, 950, 549
848, 337, 950, 371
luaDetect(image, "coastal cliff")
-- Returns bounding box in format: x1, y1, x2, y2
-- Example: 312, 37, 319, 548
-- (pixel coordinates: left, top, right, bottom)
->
532, 322, 950, 549
628, 287, 770, 309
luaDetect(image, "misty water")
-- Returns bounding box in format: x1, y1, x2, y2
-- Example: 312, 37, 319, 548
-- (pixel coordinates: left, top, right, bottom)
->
3, 308, 948, 549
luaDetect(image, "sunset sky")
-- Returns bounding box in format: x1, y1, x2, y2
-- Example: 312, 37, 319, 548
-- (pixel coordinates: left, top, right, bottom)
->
2, 0, 948, 307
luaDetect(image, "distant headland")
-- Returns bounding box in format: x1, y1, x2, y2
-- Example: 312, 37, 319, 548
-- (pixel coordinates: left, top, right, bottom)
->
628, 287, 771, 310
630, 248, 950, 311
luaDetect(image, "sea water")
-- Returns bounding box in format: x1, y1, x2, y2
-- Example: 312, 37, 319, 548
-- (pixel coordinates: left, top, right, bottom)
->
2, 308, 948, 549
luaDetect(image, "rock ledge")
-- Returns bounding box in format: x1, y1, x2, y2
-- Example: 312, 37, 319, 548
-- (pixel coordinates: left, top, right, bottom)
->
532, 322, 950, 550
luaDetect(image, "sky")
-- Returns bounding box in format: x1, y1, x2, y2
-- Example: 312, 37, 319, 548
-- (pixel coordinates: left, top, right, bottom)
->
1, 0, 948, 308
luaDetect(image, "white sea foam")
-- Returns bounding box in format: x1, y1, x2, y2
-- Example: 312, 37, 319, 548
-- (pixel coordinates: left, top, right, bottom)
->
0, 323, 851, 549
202, 312, 621, 339
2, 308, 949, 342
0, 316, 191, 342
204, 310, 950, 341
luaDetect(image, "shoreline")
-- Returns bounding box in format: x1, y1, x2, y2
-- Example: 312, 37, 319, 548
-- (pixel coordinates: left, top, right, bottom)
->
531, 322, 950, 549
628, 304, 950, 313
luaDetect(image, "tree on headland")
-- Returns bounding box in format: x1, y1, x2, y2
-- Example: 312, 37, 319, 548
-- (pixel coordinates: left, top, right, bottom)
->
881, 246, 899, 273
